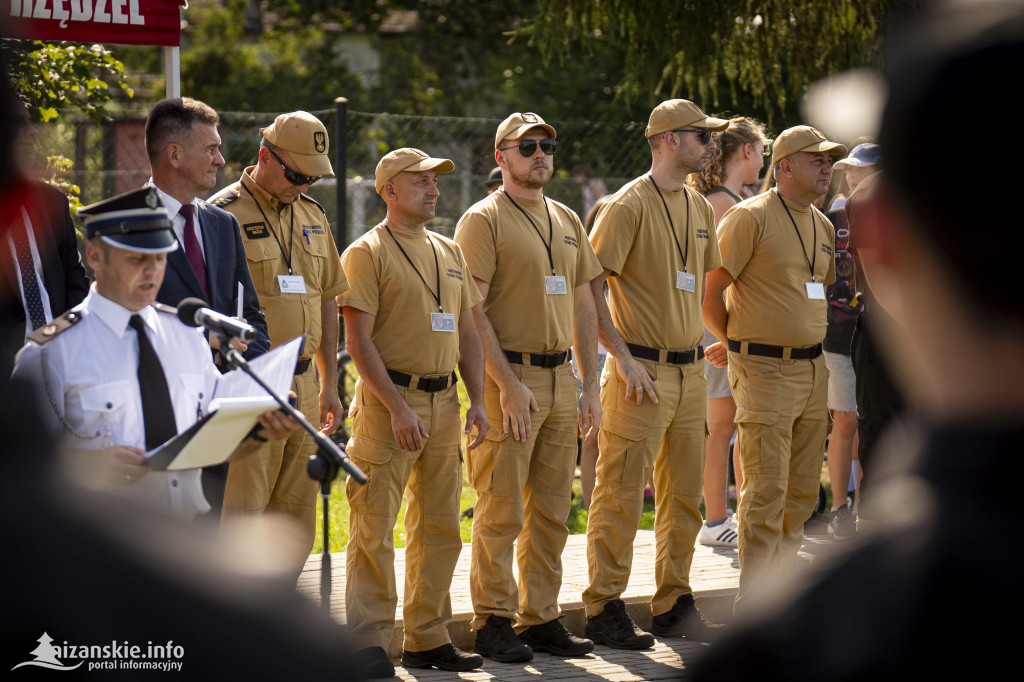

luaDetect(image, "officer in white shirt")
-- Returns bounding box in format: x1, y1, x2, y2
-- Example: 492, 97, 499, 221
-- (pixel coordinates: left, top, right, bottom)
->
12, 187, 296, 520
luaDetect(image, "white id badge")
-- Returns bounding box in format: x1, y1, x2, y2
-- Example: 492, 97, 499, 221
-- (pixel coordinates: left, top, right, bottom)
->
806, 281, 826, 300
676, 271, 696, 292
545, 275, 568, 295
278, 274, 307, 294
430, 312, 456, 332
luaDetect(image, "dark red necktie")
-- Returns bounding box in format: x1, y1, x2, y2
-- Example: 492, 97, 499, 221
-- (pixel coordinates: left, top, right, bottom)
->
179, 204, 209, 299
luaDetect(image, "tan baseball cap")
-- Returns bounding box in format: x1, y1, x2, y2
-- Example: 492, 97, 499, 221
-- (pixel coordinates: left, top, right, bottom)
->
645, 99, 729, 138
374, 148, 455, 195
260, 111, 335, 178
494, 112, 557, 150
770, 125, 848, 166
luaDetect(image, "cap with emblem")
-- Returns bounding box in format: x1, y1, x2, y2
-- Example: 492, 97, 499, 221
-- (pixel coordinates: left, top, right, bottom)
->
494, 112, 557, 150
78, 186, 178, 254
645, 99, 729, 138
260, 111, 335, 178
771, 125, 849, 166
374, 148, 455, 195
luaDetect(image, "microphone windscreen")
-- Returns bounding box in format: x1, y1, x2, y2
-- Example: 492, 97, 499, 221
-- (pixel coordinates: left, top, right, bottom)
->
176, 297, 207, 327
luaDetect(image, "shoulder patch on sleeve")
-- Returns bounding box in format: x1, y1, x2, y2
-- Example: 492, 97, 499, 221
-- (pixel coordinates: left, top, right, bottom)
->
298, 193, 328, 216
26, 309, 83, 345
210, 191, 239, 208
153, 302, 178, 316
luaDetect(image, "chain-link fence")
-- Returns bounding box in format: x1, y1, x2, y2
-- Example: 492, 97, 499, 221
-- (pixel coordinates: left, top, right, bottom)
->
34, 105, 654, 246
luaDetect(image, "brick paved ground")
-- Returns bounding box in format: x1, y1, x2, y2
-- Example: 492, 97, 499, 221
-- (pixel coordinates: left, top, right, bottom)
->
298, 529, 837, 679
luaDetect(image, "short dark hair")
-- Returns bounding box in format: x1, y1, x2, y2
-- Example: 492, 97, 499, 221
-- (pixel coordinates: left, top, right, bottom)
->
145, 97, 219, 164
880, 0, 1024, 324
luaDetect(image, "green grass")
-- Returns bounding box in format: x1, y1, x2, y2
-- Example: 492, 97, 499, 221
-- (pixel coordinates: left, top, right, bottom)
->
314, 455, 663, 554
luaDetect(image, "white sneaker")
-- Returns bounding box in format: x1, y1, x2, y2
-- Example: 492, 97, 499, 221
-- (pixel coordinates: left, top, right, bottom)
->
699, 516, 739, 548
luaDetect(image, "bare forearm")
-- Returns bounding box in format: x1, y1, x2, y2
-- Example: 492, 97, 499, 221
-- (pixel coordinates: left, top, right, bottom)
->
590, 275, 633, 364
573, 285, 599, 393
472, 305, 518, 390
317, 297, 339, 389
702, 270, 732, 343
457, 318, 486, 405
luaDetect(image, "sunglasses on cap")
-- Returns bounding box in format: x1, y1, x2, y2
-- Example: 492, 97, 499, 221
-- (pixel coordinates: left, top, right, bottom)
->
499, 138, 558, 157
671, 128, 713, 145
267, 148, 321, 186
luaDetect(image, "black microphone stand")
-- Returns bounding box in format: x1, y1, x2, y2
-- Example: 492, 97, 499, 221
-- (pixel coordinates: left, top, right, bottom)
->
219, 344, 366, 615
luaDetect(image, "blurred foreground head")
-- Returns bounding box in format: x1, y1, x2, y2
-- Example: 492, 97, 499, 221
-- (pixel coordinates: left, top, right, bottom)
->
880, 0, 1024, 328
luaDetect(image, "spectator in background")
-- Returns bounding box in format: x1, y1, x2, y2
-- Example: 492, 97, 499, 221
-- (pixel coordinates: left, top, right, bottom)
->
828, 142, 880, 212
819, 143, 880, 538
579, 194, 609, 510
484, 166, 503, 194
573, 164, 608, 219
0, 98, 88, 375
687, 116, 770, 548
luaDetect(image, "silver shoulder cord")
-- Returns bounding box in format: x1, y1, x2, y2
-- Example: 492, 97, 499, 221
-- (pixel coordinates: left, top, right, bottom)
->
40, 346, 101, 441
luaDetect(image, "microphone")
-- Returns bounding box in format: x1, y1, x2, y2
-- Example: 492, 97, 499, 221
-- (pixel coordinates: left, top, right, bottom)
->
177, 297, 257, 342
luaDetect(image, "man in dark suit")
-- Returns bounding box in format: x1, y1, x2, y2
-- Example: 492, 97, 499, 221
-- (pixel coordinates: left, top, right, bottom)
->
0, 100, 89, 374
146, 97, 270, 514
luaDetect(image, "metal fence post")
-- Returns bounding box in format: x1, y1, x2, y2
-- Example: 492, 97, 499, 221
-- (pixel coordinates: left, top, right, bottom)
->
334, 97, 348, 249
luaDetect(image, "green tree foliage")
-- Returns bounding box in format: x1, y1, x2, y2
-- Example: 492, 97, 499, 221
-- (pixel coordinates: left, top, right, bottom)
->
1, 39, 132, 207
1, 40, 132, 122
177, 0, 366, 114
521, 0, 926, 124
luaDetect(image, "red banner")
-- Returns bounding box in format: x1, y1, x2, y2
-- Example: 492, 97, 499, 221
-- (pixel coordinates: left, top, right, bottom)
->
3, 1, 184, 47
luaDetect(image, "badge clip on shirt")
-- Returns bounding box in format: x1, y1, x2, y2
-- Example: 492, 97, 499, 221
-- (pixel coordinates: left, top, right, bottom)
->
279, 274, 307, 294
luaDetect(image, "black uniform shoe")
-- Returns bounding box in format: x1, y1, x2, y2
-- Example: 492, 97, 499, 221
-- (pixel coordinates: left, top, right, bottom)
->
401, 643, 483, 672
518, 618, 595, 657
474, 615, 534, 662
584, 599, 655, 650
354, 646, 395, 679
650, 593, 723, 643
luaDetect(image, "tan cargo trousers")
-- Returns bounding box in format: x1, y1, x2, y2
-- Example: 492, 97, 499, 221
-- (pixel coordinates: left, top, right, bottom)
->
222, 363, 320, 577
345, 379, 464, 652
728, 351, 829, 608
583, 355, 707, 618
468, 361, 578, 631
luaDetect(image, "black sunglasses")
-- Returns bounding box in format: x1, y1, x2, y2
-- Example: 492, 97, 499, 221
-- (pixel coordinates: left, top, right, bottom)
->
267, 148, 321, 186
499, 138, 558, 157
671, 128, 713, 145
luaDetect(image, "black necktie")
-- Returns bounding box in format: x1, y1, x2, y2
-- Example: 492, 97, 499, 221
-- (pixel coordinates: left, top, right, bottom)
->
129, 314, 177, 450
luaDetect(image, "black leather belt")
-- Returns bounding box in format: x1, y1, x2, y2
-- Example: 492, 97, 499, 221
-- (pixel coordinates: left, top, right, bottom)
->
626, 342, 704, 365
295, 358, 312, 374
727, 339, 823, 360
387, 369, 458, 392
503, 349, 572, 368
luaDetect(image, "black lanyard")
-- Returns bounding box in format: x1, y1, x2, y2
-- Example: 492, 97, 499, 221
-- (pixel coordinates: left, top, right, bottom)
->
502, 190, 558, 276
243, 182, 296, 275
384, 224, 444, 312
648, 175, 691, 272
776, 191, 818, 282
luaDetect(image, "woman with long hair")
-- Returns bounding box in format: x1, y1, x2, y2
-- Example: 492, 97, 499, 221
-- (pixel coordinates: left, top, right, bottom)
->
688, 116, 768, 547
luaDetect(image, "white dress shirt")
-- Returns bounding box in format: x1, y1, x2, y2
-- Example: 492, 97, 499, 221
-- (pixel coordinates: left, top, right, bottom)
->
13, 284, 221, 519
151, 182, 205, 260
